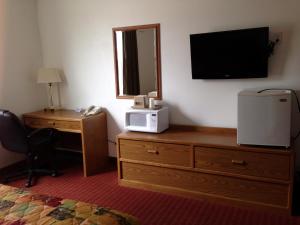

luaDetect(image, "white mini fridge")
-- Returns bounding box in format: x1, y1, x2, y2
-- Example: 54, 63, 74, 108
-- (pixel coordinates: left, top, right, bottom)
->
237, 89, 292, 147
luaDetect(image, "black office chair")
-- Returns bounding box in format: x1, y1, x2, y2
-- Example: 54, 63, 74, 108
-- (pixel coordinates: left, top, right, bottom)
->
0, 109, 58, 187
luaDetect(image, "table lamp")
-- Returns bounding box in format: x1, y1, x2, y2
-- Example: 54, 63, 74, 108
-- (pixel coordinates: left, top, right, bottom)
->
37, 68, 62, 111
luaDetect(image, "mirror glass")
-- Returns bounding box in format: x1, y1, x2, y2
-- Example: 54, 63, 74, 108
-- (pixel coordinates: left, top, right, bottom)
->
113, 24, 161, 99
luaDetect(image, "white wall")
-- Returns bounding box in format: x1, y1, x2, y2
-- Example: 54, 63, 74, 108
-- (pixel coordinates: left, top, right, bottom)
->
37, 0, 300, 157
0, 0, 46, 168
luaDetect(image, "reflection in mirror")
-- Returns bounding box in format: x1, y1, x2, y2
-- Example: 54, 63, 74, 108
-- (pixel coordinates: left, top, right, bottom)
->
113, 24, 161, 99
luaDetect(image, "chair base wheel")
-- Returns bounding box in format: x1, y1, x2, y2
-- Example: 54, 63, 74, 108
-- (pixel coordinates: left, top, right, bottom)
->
25, 182, 32, 188
51, 171, 58, 177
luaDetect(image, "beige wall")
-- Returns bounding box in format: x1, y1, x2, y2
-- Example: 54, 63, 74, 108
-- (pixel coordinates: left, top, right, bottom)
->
37, 0, 300, 157
0, 0, 46, 168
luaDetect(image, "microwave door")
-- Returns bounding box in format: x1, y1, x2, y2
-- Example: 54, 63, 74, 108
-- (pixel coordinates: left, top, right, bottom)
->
126, 112, 148, 132
129, 113, 147, 127
125, 112, 156, 132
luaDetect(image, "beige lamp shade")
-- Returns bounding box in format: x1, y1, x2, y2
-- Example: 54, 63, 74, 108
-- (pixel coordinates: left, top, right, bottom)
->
37, 68, 62, 84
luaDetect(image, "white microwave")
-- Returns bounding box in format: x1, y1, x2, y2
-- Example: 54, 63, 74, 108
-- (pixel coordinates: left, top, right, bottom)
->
125, 107, 169, 133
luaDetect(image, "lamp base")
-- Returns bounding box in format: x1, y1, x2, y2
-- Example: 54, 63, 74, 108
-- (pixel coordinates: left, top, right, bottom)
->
43, 106, 62, 112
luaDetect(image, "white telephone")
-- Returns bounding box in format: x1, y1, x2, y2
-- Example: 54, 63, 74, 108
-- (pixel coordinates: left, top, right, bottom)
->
83, 105, 102, 116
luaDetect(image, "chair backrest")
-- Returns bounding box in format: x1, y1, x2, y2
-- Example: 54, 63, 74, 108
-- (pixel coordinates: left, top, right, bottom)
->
0, 110, 28, 153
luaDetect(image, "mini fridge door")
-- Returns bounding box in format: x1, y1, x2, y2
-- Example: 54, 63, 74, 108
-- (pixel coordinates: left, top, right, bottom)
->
237, 90, 291, 147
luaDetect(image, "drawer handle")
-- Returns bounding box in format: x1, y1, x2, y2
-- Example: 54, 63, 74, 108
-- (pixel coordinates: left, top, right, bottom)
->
147, 150, 158, 154
231, 159, 246, 165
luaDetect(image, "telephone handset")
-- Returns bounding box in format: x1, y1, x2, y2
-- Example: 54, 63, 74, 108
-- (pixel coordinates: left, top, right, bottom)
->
83, 105, 102, 116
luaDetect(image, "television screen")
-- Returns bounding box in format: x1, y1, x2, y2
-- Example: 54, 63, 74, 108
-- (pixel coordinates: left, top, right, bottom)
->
190, 27, 269, 79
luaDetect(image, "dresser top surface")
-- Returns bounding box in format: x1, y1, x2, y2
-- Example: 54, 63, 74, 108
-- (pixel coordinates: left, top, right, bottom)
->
118, 126, 293, 154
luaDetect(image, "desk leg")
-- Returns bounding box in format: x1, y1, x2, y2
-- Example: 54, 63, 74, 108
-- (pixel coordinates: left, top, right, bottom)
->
81, 113, 108, 176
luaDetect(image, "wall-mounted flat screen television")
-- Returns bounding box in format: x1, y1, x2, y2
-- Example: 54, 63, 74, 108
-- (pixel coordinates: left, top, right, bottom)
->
190, 27, 269, 79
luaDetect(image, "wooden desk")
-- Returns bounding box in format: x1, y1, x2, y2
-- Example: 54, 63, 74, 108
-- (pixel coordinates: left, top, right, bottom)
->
23, 110, 108, 177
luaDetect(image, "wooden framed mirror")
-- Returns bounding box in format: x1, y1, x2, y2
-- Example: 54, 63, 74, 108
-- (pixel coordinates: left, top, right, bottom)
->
113, 23, 162, 99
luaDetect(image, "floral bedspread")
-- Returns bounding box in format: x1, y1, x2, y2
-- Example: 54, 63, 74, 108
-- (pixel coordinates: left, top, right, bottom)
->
0, 184, 139, 225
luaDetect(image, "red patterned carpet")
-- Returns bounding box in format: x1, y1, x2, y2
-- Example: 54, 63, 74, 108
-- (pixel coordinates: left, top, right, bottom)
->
8, 165, 300, 225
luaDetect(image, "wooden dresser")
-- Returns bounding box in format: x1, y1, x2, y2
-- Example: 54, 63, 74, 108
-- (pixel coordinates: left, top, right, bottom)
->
117, 126, 295, 214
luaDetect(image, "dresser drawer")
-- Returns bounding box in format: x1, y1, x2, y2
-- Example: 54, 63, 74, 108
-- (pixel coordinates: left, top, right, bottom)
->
24, 117, 81, 132
119, 139, 191, 167
195, 146, 290, 180
53, 120, 81, 132
24, 117, 55, 128
122, 162, 289, 208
